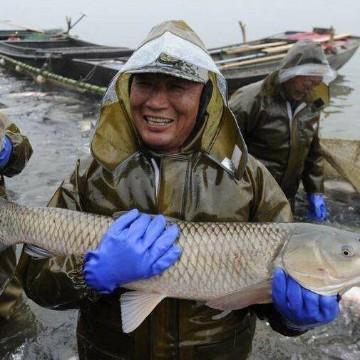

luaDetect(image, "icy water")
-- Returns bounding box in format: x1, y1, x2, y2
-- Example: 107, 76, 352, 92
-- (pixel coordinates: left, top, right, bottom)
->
0, 47, 359, 359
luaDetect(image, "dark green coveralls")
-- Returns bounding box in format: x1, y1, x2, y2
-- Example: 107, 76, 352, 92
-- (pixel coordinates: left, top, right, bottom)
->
18, 20, 301, 360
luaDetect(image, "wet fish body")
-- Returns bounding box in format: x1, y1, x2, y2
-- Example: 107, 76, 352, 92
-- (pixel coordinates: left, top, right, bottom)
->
1, 199, 360, 333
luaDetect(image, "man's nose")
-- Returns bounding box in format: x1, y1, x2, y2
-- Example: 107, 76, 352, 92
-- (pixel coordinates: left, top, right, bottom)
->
304, 81, 317, 92
308, 78, 321, 88
146, 86, 169, 109
304, 83, 313, 92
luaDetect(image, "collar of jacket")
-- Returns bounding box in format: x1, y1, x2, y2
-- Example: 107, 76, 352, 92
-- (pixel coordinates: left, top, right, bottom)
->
261, 71, 329, 109
90, 72, 248, 181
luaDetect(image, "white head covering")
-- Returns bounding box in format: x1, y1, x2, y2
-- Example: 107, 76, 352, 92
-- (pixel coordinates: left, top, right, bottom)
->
278, 40, 336, 85
103, 20, 228, 105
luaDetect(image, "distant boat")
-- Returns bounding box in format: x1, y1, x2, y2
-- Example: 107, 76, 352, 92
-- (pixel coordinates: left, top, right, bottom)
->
0, 27, 132, 96
210, 27, 360, 94
0, 26, 359, 96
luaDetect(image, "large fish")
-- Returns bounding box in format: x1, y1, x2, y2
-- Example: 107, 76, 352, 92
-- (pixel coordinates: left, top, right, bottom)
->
1, 198, 360, 333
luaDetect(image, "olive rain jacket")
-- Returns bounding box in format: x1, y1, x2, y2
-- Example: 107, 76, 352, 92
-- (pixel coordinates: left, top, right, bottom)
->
0, 112, 32, 320
18, 21, 296, 360
229, 41, 334, 200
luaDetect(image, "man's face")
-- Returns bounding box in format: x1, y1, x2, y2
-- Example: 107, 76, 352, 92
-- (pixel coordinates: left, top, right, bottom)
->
283, 75, 323, 101
130, 74, 204, 154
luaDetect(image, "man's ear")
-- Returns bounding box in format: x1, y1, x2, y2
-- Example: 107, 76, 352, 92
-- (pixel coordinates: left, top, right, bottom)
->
197, 80, 213, 122
128, 75, 134, 96
307, 83, 330, 110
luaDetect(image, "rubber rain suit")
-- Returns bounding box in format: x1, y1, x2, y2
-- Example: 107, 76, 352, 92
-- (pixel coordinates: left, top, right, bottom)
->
0, 112, 32, 320
229, 40, 336, 202
18, 20, 297, 360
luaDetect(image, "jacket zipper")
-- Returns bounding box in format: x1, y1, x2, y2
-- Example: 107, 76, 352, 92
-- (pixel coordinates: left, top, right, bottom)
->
150, 157, 160, 205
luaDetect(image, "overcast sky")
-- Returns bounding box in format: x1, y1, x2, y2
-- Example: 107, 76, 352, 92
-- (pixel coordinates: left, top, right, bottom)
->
1, 0, 360, 48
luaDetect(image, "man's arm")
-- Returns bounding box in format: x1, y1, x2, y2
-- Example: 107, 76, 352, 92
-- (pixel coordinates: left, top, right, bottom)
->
302, 116, 324, 194
17, 156, 181, 309
245, 155, 292, 223
247, 157, 338, 334
0, 114, 33, 177
302, 116, 327, 221
244, 156, 297, 335
16, 157, 94, 310
244, 157, 306, 336
229, 87, 260, 140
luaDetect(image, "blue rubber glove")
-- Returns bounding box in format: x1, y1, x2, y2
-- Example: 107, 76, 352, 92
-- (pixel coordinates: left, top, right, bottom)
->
84, 209, 182, 294
0, 136, 13, 168
272, 268, 339, 330
307, 193, 327, 221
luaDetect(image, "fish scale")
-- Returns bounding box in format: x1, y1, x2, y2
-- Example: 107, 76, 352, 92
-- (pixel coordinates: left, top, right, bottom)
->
0, 202, 112, 254
127, 222, 290, 300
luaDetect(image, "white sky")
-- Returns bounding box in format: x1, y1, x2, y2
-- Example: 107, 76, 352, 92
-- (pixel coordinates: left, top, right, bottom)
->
1, 0, 360, 48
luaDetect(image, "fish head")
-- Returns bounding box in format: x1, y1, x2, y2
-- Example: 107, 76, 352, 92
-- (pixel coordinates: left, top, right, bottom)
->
280, 223, 360, 296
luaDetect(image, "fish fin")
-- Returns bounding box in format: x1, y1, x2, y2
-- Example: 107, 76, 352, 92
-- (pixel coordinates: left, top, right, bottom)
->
112, 211, 127, 220
120, 291, 166, 333
206, 280, 272, 311
212, 310, 232, 320
24, 244, 54, 259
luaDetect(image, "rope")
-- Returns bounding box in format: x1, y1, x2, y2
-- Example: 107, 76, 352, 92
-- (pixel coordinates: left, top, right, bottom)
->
0, 54, 107, 96
81, 62, 99, 82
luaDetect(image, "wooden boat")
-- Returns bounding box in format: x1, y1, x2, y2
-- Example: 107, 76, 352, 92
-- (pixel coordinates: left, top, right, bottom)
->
0, 26, 359, 97
0, 21, 49, 41
67, 28, 360, 95
0, 29, 44, 41
210, 28, 360, 94
0, 29, 131, 77
0, 28, 132, 95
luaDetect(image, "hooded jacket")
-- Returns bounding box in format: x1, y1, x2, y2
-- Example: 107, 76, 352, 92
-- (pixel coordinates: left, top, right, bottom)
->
0, 112, 32, 320
229, 40, 335, 200
18, 21, 295, 360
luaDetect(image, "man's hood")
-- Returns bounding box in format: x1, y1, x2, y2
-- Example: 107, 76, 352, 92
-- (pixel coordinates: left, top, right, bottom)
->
91, 20, 248, 180
278, 40, 336, 85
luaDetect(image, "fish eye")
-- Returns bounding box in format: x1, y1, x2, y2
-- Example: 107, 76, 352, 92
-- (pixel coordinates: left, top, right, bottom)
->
342, 246, 354, 257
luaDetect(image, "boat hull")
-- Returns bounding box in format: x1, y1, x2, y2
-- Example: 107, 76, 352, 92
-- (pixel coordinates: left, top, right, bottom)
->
0, 28, 359, 97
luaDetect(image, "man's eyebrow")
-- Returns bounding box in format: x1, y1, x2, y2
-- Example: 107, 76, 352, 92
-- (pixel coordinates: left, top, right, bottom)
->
170, 78, 196, 85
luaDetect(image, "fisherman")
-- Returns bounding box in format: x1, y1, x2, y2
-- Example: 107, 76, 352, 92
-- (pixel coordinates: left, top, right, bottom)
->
229, 40, 336, 220
18, 21, 339, 359
0, 112, 32, 325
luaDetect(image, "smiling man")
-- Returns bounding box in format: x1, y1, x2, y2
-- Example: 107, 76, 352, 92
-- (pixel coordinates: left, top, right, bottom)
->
130, 73, 205, 153
18, 22, 339, 360
230, 40, 336, 219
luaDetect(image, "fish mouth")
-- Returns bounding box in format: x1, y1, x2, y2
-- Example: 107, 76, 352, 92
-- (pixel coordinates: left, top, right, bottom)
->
144, 116, 174, 127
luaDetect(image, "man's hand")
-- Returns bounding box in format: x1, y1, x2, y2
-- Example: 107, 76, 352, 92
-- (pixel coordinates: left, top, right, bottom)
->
272, 268, 339, 330
84, 209, 182, 294
0, 136, 13, 168
307, 193, 327, 221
